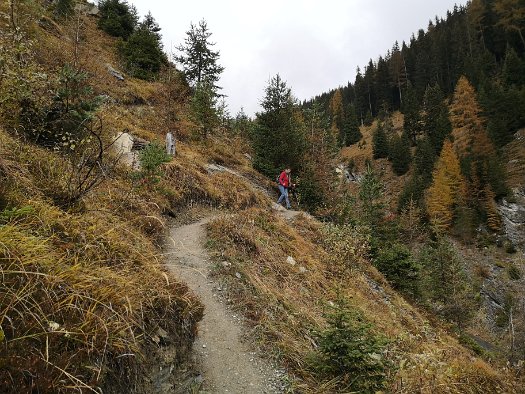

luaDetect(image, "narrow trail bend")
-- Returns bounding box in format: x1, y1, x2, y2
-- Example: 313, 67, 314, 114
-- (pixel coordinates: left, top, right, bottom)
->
165, 216, 285, 393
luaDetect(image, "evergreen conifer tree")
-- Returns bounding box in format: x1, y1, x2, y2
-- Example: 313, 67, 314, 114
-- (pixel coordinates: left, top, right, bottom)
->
98, 0, 138, 40
119, 12, 167, 80
422, 83, 451, 153
402, 82, 422, 145
343, 104, 362, 146
372, 122, 389, 159
252, 75, 305, 177
54, 0, 75, 19
176, 20, 224, 93
190, 81, 218, 139
502, 46, 525, 87
389, 132, 411, 175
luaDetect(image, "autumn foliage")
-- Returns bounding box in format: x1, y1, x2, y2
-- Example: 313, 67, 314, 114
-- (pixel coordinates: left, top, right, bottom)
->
425, 140, 467, 232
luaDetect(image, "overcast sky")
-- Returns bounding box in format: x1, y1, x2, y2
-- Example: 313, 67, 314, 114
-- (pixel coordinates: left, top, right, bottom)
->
129, 0, 465, 116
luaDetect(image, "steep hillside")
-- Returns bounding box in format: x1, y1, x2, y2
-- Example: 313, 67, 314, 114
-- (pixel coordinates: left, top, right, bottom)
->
0, 2, 267, 392
206, 208, 520, 393
1, 1, 524, 393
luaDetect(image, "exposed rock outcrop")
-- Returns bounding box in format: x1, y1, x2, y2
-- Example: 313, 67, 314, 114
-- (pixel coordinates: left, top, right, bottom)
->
498, 188, 525, 251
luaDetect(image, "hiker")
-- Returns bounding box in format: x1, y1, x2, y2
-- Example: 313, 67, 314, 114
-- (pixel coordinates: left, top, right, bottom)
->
166, 131, 176, 156
277, 168, 293, 209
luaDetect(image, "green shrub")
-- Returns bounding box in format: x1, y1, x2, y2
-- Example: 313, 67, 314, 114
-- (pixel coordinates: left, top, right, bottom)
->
373, 242, 420, 297
0, 206, 34, 225
135, 142, 171, 185
310, 302, 389, 393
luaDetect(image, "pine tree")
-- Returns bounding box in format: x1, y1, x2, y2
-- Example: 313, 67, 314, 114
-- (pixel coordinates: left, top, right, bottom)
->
372, 122, 389, 159
389, 132, 411, 176
342, 104, 362, 146
190, 81, 218, 139
119, 12, 167, 80
176, 20, 224, 92
402, 82, 422, 145
425, 140, 467, 232
422, 83, 451, 153
252, 75, 305, 177
98, 0, 138, 40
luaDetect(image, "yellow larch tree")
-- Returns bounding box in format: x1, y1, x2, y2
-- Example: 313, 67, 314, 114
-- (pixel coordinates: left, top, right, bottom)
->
450, 76, 495, 160
329, 88, 345, 145
426, 140, 467, 232
449, 76, 503, 229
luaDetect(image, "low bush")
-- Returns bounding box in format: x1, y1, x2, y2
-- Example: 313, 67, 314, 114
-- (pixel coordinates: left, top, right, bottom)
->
309, 302, 389, 393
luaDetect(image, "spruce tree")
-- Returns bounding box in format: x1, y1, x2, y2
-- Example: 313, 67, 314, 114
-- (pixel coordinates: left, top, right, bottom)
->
176, 20, 224, 93
190, 81, 218, 139
502, 46, 525, 87
402, 82, 421, 145
413, 136, 437, 182
422, 83, 451, 153
389, 132, 411, 176
343, 104, 362, 146
54, 0, 75, 19
98, 0, 138, 40
119, 13, 167, 80
252, 75, 305, 177
372, 122, 389, 159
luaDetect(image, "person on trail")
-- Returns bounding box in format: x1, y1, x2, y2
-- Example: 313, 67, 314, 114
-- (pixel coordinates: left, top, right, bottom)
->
277, 168, 293, 209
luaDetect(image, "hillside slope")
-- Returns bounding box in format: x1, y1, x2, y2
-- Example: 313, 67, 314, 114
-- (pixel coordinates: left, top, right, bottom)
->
1, 2, 524, 393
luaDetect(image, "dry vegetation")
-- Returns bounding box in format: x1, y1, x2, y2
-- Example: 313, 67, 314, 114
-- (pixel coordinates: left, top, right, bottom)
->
2, 1, 524, 393
0, 128, 204, 392
340, 113, 411, 211
0, 3, 270, 392
206, 208, 521, 393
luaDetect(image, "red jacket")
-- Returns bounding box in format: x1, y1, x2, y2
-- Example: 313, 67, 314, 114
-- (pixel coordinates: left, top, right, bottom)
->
279, 171, 291, 188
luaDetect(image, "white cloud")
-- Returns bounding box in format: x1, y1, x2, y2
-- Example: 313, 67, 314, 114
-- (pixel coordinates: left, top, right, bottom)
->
129, 0, 465, 116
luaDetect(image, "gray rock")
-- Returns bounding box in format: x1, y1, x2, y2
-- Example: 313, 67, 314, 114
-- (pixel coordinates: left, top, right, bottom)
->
272, 202, 286, 212
106, 63, 125, 81
75, 3, 99, 16
498, 188, 525, 250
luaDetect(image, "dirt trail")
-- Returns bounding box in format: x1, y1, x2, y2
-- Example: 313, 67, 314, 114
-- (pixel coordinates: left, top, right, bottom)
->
166, 216, 285, 393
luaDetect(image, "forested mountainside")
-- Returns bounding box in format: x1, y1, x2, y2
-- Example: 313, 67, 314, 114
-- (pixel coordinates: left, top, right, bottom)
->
1, 0, 524, 393
305, 1, 525, 136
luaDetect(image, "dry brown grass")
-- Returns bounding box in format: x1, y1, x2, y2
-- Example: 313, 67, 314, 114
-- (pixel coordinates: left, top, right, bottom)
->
206, 208, 521, 393
0, 128, 203, 392
340, 113, 412, 211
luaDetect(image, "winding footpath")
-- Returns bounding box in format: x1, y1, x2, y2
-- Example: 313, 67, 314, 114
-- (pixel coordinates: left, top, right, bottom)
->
165, 216, 285, 393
